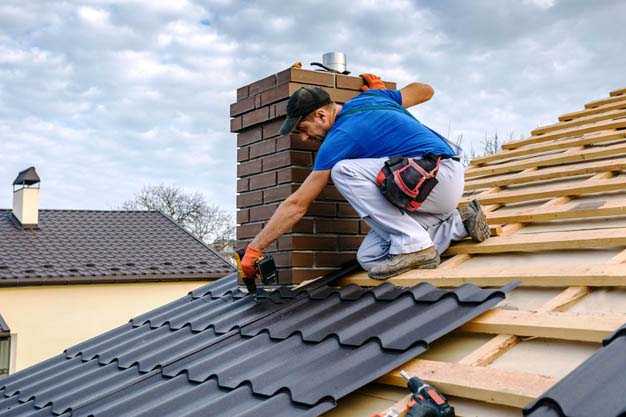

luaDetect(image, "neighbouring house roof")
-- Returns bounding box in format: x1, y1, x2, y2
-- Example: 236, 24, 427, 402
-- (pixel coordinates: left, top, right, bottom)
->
0, 314, 8, 335
0, 266, 515, 417
523, 324, 626, 417
0, 209, 233, 286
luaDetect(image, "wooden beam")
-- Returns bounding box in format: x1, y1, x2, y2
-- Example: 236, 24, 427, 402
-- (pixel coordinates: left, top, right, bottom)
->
465, 155, 626, 191
341, 264, 626, 288
531, 110, 626, 136
502, 118, 626, 150
458, 334, 519, 367
487, 199, 626, 225
585, 94, 626, 109
558, 97, 626, 122
460, 308, 624, 342
465, 176, 626, 206
465, 140, 626, 179
610, 88, 626, 97
470, 130, 626, 167
537, 286, 591, 312
378, 360, 555, 408
446, 227, 626, 255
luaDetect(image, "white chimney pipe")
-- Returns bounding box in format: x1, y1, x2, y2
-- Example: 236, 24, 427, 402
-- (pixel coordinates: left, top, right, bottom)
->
12, 167, 40, 228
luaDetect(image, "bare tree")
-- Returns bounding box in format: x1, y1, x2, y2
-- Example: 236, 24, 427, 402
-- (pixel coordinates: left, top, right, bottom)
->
121, 184, 235, 252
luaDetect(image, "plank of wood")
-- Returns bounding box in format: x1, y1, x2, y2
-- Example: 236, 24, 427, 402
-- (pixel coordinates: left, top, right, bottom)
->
470, 129, 626, 167
487, 199, 626, 224
465, 175, 626, 206
341, 264, 626, 288
465, 140, 626, 179
465, 156, 626, 191
585, 94, 626, 109
460, 308, 624, 342
502, 118, 626, 150
537, 286, 591, 313
459, 334, 519, 367
610, 88, 626, 97
378, 360, 555, 408
559, 97, 626, 122
531, 110, 626, 136
446, 227, 626, 255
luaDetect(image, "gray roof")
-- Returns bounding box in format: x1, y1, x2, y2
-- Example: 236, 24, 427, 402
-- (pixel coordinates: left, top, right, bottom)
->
524, 323, 626, 417
0, 266, 516, 417
0, 209, 233, 286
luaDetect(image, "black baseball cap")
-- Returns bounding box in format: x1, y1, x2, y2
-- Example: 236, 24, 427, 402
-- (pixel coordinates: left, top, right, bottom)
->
279, 86, 332, 135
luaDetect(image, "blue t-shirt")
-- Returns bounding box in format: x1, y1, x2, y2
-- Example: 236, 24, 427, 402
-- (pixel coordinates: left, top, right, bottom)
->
313, 89, 455, 170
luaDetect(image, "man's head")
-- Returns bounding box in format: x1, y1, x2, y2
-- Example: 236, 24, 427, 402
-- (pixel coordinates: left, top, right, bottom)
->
279, 86, 336, 141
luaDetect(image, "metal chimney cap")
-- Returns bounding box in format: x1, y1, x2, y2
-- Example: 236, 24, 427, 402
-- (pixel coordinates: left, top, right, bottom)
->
13, 167, 40, 186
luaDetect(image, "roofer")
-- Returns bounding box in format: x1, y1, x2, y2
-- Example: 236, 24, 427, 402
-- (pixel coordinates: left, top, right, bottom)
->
240, 73, 490, 281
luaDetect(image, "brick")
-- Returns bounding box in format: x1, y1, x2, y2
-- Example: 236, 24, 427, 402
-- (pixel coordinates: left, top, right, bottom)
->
248, 74, 277, 96
237, 146, 249, 162
260, 83, 290, 107
237, 159, 262, 177
276, 135, 320, 152
360, 220, 371, 234
237, 127, 262, 146
338, 236, 363, 251
249, 171, 276, 190
237, 222, 263, 239
337, 203, 359, 218
230, 95, 255, 117
315, 252, 356, 267
254, 94, 262, 108
242, 106, 270, 128
318, 185, 343, 201
230, 116, 242, 132
276, 68, 336, 87
237, 190, 263, 208
263, 118, 285, 139
249, 139, 276, 159
336, 74, 396, 91
291, 267, 337, 283
236, 209, 249, 224
307, 202, 337, 217
289, 218, 314, 233
249, 203, 279, 221
278, 235, 338, 251
263, 151, 312, 171
273, 251, 316, 268
237, 85, 249, 101
316, 219, 359, 234
263, 183, 298, 204
277, 166, 311, 184
237, 178, 249, 193
273, 100, 288, 118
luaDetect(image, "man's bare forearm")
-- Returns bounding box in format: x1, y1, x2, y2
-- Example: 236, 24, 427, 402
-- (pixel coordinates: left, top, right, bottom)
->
250, 198, 306, 250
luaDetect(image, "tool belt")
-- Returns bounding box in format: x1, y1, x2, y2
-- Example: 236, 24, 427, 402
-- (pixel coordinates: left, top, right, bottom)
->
375, 155, 442, 213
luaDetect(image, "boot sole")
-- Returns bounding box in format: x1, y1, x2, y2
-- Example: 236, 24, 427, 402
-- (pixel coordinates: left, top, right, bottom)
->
368, 257, 440, 280
467, 200, 491, 242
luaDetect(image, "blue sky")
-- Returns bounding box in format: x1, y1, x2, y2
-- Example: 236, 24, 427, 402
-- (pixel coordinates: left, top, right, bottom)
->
1, 0, 625, 215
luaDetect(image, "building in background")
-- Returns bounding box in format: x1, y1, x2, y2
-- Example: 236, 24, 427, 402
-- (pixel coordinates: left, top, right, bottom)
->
0, 167, 233, 373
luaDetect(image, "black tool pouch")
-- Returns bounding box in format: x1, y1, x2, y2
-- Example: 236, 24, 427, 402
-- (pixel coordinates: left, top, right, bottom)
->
375, 155, 441, 213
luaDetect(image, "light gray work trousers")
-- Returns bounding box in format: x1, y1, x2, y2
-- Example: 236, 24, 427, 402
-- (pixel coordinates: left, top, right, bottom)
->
331, 157, 468, 271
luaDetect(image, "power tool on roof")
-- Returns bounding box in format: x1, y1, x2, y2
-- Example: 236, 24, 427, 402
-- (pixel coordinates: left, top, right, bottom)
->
234, 247, 278, 294
373, 371, 454, 417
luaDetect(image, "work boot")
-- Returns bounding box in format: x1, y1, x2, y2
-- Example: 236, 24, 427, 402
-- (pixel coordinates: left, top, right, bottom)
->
368, 246, 440, 280
458, 199, 491, 242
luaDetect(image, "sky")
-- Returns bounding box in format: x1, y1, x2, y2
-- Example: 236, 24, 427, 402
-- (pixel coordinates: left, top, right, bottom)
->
1, 0, 625, 215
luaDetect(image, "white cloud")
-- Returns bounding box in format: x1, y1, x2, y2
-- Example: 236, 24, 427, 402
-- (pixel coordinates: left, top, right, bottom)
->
78, 6, 110, 27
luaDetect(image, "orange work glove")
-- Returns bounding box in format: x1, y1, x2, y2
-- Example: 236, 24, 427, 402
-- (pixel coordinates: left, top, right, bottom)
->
241, 245, 263, 279
359, 73, 386, 91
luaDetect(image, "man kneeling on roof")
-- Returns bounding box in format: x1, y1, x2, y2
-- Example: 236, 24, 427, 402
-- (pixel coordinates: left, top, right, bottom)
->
240, 74, 490, 281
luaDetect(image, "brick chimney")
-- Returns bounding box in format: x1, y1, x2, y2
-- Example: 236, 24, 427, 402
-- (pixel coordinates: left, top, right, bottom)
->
232, 67, 396, 284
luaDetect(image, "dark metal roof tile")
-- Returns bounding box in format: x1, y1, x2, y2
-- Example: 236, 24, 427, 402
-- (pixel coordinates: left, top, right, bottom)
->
524, 323, 626, 417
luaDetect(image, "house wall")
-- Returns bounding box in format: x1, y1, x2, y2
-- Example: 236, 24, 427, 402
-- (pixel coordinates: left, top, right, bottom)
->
0, 281, 209, 371
232, 67, 396, 284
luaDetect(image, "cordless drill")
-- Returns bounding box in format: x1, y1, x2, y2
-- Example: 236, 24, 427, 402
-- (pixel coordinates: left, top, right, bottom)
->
234, 248, 278, 294
401, 370, 455, 417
